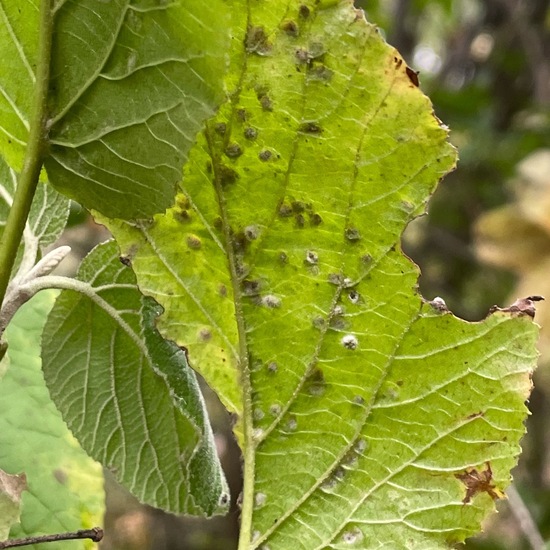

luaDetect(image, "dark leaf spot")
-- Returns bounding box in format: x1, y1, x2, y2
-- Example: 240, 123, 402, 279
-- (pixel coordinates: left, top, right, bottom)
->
406, 66, 419, 86
259, 150, 272, 161
242, 279, 261, 296
244, 127, 258, 140
281, 20, 299, 37
309, 212, 322, 226
187, 235, 202, 250
455, 463, 502, 504
260, 94, 273, 111
278, 203, 293, 218
225, 143, 243, 158
246, 26, 271, 55
345, 227, 361, 241
236, 108, 247, 122
219, 165, 238, 186
299, 4, 310, 18
299, 121, 322, 134
214, 122, 226, 135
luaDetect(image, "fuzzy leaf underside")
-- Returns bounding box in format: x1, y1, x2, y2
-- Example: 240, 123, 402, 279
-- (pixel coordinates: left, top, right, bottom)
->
41, 241, 229, 516
101, 1, 538, 548
0, 154, 69, 257
0, 0, 228, 219
0, 291, 104, 548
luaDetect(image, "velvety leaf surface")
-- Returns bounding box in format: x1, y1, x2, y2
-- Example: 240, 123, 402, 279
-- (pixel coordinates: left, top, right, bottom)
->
0, 0, 228, 219
0, 291, 104, 549
103, 1, 538, 548
41, 241, 229, 516
0, 154, 69, 255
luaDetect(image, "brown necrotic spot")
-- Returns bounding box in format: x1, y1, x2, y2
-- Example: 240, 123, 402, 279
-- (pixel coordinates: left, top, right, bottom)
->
299, 121, 322, 134
119, 255, 132, 267
198, 328, 212, 341
259, 150, 272, 161
244, 127, 258, 140
219, 284, 227, 297
187, 235, 202, 250
225, 143, 243, 158
214, 122, 226, 135
278, 202, 293, 218
308, 64, 333, 81
281, 20, 299, 37
259, 94, 273, 111
299, 4, 310, 18
345, 227, 361, 241
305, 366, 326, 396
406, 66, 419, 86
246, 26, 271, 55
310, 212, 322, 226
219, 164, 238, 186
242, 279, 261, 296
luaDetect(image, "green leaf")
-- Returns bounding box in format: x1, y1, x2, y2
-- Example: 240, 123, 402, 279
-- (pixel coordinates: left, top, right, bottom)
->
0, 0, 229, 219
102, 1, 539, 547
41, 241, 229, 516
0, 291, 104, 548
0, 470, 27, 540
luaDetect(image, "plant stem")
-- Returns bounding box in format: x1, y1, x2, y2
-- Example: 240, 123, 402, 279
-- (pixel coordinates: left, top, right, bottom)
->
0, 0, 53, 307
0, 527, 103, 548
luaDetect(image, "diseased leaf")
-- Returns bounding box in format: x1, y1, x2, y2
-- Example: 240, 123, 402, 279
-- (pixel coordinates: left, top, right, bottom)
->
0, 0, 229, 219
41, 241, 229, 516
103, 2, 539, 547
0, 470, 26, 540
0, 291, 104, 548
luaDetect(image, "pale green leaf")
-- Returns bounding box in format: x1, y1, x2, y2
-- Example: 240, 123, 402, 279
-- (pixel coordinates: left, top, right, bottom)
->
0, 0, 229, 218
103, 1, 539, 548
41, 241, 229, 516
0, 291, 104, 549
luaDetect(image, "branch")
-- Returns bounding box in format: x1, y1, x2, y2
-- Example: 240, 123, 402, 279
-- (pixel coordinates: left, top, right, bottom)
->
0, 528, 103, 549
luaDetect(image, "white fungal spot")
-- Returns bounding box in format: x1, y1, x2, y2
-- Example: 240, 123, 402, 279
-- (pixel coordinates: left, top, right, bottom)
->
269, 403, 282, 416
342, 334, 358, 350
342, 527, 363, 544
333, 305, 344, 316
348, 290, 360, 304
244, 225, 260, 240
306, 250, 318, 264
252, 531, 261, 543
287, 417, 297, 431
262, 294, 281, 308
253, 428, 264, 440
343, 277, 353, 287
253, 408, 265, 420
354, 438, 368, 453
255, 492, 267, 507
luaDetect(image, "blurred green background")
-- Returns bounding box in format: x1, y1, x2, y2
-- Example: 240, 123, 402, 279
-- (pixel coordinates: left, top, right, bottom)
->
61, 1, 550, 548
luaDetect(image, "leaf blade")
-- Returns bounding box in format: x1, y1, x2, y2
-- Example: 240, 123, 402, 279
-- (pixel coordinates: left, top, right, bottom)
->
41, 241, 229, 516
